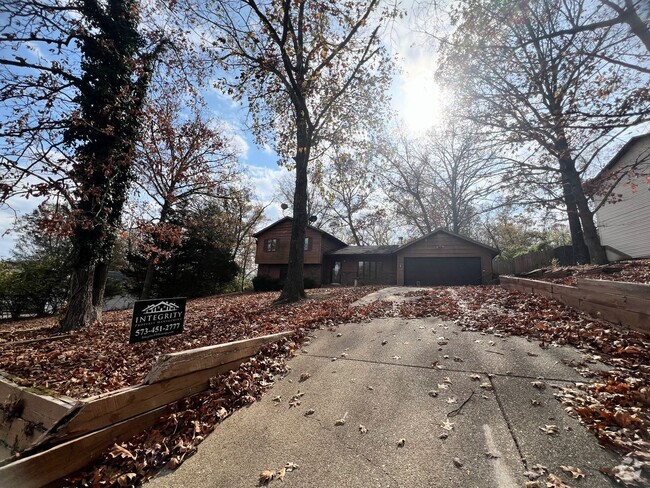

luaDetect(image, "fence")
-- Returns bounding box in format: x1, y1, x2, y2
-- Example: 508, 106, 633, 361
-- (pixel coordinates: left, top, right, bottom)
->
501, 276, 649, 335
493, 246, 575, 276
0, 331, 292, 488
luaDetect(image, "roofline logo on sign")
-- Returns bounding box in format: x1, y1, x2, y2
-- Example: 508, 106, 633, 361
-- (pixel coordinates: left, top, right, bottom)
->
130, 297, 186, 344
141, 301, 180, 314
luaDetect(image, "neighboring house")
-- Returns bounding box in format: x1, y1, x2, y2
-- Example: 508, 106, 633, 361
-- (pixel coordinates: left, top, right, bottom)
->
593, 133, 650, 261
253, 217, 499, 286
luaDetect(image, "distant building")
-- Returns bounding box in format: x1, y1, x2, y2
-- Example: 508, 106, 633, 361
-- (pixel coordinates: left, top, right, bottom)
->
593, 133, 650, 261
253, 217, 499, 286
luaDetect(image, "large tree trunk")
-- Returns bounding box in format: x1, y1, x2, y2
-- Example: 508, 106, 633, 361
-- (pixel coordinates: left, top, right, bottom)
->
559, 169, 590, 264
277, 118, 309, 303
91, 260, 109, 322
61, 262, 95, 332
141, 257, 156, 299
565, 165, 608, 264
555, 133, 607, 264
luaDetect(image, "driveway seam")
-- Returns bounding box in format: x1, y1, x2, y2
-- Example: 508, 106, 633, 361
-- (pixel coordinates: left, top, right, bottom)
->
488, 376, 528, 471
302, 353, 582, 383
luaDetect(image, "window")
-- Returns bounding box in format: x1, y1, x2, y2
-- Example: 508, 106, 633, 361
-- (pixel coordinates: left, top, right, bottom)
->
264, 238, 278, 252
358, 261, 382, 281
304, 237, 313, 251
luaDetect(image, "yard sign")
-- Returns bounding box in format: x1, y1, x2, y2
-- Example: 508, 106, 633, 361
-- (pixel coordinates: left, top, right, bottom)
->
129, 297, 186, 343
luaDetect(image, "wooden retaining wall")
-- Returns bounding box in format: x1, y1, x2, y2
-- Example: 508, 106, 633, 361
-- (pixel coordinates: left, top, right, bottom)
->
501, 277, 650, 335
0, 331, 292, 488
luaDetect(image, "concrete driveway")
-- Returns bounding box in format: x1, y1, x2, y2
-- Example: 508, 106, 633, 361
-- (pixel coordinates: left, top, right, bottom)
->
149, 288, 618, 487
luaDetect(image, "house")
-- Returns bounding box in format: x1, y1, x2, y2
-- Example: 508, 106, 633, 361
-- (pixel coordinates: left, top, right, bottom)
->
593, 133, 650, 261
253, 217, 499, 286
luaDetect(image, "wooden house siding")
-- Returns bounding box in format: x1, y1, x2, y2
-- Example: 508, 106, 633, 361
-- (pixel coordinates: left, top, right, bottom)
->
255, 220, 327, 265
594, 139, 650, 260
395, 233, 494, 285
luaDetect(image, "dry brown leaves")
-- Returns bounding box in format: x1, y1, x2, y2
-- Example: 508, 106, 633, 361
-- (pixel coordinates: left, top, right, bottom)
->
64, 337, 298, 487
527, 259, 650, 287
0, 287, 390, 398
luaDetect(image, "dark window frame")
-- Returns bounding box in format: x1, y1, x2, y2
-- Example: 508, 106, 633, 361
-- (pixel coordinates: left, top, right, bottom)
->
264, 238, 278, 252
357, 260, 382, 281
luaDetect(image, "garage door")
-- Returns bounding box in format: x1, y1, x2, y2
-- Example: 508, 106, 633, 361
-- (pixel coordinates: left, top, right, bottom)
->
404, 257, 482, 286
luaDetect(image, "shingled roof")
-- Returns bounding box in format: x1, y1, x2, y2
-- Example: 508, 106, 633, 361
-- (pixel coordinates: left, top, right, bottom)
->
327, 245, 399, 256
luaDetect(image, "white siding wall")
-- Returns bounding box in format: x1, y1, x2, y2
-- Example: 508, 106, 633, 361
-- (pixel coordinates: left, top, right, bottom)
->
594, 139, 650, 259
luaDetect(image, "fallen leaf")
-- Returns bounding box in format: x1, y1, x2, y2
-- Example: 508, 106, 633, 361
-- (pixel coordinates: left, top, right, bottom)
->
299, 373, 311, 382
116, 473, 136, 487
470, 374, 481, 381
560, 465, 585, 480
532, 381, 546, 390
259, 470, 275, 484
334, 418, 346, 426
446, 397, 458, 404
304, 409, 315, 416
277, 467, 286, 481
539, 424, 559, 435
285, 462, 299, 471
441, 419, 455, 431
397, 438, 405, 447
545, 473, 571, 487
480, 382, 493, 390
359, 424, 368, 434
392, 355, 401, 360
453, 457, 463, 468
428, 390, 439, 398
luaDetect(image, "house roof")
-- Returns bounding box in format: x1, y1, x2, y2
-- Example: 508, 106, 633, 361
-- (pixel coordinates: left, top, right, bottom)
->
252, 216, 347, 246
396, 228, 500, 257
593, 132, 650, 181
327, 245, 399, 256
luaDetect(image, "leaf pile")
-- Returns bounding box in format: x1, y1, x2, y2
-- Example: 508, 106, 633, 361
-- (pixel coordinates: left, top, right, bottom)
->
401, 285, 650, 484
0, 287, 391, 398
64, 336, 298, 487
517, 259, 650, 286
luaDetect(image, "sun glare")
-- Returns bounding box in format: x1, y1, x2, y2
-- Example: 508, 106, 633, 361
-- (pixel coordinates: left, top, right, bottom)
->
397, 59, 446, 136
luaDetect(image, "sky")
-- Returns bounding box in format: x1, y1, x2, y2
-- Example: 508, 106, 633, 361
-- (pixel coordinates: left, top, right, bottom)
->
0, 5, 440, 257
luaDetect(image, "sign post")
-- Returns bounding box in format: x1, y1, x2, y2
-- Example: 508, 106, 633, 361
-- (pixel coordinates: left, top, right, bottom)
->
129, 297, 187, 344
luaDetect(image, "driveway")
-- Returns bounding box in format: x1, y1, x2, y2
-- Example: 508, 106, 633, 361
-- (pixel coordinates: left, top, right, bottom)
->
148, 288, 618, 487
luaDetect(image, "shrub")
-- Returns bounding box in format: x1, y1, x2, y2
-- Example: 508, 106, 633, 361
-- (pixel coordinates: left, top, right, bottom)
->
252, 275, 283, 292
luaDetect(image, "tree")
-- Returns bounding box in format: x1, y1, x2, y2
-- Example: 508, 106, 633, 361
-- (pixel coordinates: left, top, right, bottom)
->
133, 95, 239, 299
517, 0, 650, 61
437, 0, 650, 264
376, 122, 505, 238
0, 0, 173, 330
275, 169, 337, 229
189, 0, 395, 302
0, 205, 72, 317
220, 189, 268, 292
125, 200, 240, 298
320, 146, 384, 245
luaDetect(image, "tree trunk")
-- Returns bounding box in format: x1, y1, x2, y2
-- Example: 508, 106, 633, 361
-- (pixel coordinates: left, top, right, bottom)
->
91, 260, 109, 322
560, 169, 590, 264
277, 118, 309, 303
555, 131, 607, 265
60, 261, 95, 332
564, 165, 608, 264
141, 257, 156, 299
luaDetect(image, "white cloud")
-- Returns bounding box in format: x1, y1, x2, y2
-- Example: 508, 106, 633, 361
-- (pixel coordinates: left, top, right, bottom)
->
218, 119, 250, 159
